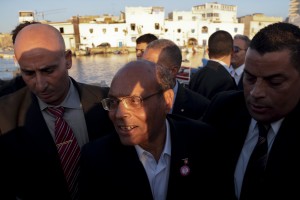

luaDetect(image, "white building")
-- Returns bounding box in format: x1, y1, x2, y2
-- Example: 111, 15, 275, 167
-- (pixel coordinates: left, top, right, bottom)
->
288, 0, 300, 26
17, 3, 245, 49
124, 6, 165, 46
165, 2, 244, 47
239, 13, 283, 39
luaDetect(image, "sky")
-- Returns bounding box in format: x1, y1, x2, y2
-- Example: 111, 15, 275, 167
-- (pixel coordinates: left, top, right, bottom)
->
0, 0, 291, 33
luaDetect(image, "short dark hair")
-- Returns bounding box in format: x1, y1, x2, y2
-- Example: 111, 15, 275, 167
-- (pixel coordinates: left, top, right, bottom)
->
136, 33, 158, 45
11, 21, 41, 44
208, 30, 233, 58
250, 22, 300, 72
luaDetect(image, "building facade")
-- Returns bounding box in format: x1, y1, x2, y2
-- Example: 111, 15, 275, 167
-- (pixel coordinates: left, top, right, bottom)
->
13, 2, 286, 50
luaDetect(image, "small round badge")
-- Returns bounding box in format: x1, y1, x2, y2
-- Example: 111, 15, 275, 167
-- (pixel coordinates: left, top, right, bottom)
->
180, 165, 190, 176
180, 158, 190, 176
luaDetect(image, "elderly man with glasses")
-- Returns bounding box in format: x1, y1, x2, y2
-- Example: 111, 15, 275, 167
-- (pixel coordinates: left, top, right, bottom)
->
79, 60, 228, 200
231, 34, 251, 90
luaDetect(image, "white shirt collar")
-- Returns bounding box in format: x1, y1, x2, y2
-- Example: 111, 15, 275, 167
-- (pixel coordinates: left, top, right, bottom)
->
135, 119, 171, 158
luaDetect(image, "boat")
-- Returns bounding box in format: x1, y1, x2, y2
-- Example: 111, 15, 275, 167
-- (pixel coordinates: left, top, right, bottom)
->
74, 48, 90, 56
176, 66, 191, 86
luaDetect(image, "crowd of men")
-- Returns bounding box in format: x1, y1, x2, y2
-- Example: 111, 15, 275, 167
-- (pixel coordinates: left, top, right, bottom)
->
0, 21, 300, 200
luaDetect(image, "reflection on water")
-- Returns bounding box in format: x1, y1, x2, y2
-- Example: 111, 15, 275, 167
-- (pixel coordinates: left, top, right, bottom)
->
69, 53, 136, 86
1, 52, 204, 86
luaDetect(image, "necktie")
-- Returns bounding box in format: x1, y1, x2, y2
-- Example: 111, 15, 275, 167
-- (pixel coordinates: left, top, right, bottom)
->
230, 69, 236, 78
48, 107, 80, 200
240, 122, 270, 200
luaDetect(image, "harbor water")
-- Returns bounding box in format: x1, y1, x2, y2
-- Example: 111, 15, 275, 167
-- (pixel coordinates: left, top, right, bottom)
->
0, 52, 204, 86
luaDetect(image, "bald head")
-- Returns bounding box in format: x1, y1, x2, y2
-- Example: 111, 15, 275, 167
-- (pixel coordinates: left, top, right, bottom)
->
143, 39, 182, 71
14, 24, 65, 59
110, 60, 174, 97
111, 60, 159, 95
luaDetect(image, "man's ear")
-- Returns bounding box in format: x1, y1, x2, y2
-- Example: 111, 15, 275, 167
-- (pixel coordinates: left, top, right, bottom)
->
65, 50, 72, 69
162, 89, 174, 114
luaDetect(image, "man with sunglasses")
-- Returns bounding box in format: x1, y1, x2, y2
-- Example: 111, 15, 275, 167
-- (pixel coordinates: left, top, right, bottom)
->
79, 60, 227, 199
231, 34, 251, 90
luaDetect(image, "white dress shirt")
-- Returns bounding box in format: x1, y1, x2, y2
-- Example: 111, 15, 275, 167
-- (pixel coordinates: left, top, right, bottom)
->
135, 120, 171, 200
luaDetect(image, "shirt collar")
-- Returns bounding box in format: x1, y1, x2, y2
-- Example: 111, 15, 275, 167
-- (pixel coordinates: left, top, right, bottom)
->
135, 119, 171, 158
39, 78, 81, 110
250, 118, 285, 136
234, 64, 245, 76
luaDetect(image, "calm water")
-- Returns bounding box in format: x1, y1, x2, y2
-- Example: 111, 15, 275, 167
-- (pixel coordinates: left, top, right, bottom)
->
69, 53, 137, 86
0, 52, 204, 86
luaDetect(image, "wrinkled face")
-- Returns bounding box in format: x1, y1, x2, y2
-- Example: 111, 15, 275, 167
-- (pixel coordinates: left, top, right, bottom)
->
136, 42, 148, 59
108, 68, 172, 147
243, 49, 300, 123
16, 48, 72, 105
231, 38, 247, 69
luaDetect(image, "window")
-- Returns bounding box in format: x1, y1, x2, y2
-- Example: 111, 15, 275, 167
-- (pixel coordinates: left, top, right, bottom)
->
59, 27, 64, 33
178, 16, 183, 20
89, 28, 93, 34
177, 29, 181, 33
130, 23, 136, 31
234, 28, 238, 33
155, 23, 160, 30
114, 27, 118, 32
102, 28, 106, 34
201, 26, 208, 33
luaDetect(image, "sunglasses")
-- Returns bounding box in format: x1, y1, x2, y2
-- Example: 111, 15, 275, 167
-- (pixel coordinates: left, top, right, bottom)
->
233, 46, 247, 53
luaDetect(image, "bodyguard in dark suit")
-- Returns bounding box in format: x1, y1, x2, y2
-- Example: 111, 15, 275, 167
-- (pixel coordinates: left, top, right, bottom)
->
189, 30, 237, 100
79, 60, 226, 199
202, 22, 300, 200
142, 38, 210, 120
0, 24, 114, 200
189, 60, 237, 100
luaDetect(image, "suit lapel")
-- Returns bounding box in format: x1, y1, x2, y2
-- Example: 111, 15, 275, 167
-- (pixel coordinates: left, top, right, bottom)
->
24, 94, 58, 155
166, 117, 190, 195
172, 84, 187, 115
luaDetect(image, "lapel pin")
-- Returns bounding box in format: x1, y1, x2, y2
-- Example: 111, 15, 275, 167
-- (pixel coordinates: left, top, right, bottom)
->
180, 158, 190, 176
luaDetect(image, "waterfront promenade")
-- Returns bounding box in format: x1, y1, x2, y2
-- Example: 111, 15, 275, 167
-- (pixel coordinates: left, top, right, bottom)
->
0, 51, 205, 86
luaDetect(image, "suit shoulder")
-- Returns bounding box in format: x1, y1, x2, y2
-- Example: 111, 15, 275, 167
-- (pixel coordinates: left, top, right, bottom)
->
77, 82, 110, 98
82, 133, 117, 157
182, 87, 210, 103
210, 90, 243, 105
168, 114, 215, 132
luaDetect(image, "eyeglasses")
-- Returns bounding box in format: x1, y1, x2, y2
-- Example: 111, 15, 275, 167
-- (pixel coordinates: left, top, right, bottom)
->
233, 46, 247, 53
101, 91, 162, 111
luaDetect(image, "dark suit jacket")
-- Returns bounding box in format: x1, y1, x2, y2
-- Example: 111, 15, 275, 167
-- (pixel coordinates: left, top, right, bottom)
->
0, 75, 26, 97
79, 114, 228, 200
172, 83, 210, 120
202, 90, 300, 200
188, 60, 237, 100
0, 78, 114, 200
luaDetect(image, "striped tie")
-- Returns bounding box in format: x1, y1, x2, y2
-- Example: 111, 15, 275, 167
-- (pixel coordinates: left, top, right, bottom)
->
240, 122, 270, 200
48, 107, 80, 200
